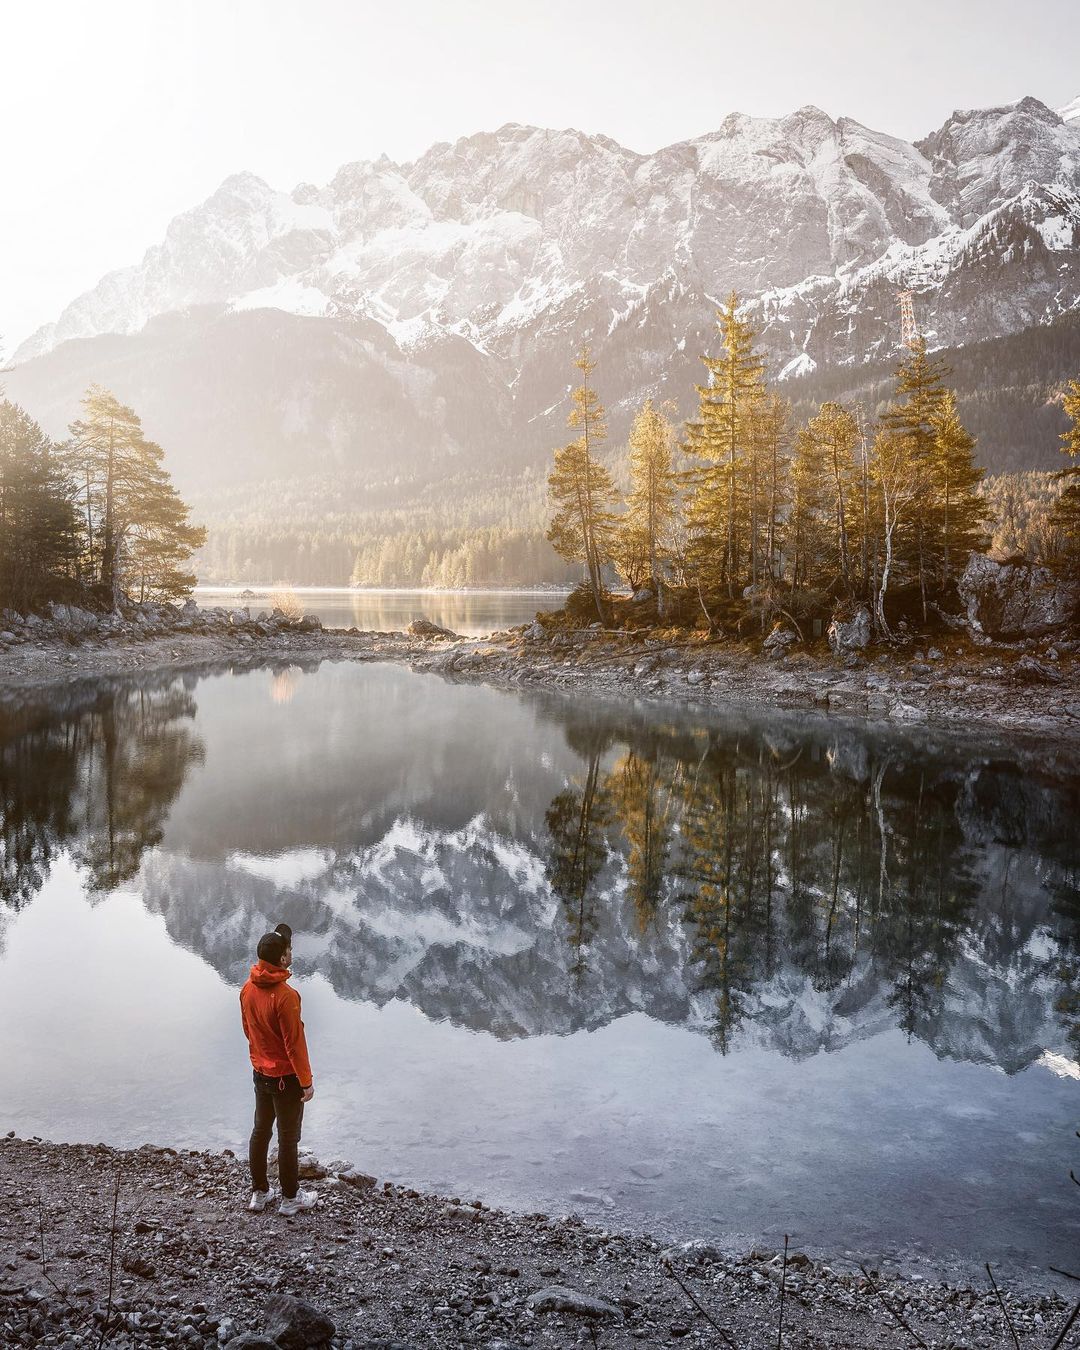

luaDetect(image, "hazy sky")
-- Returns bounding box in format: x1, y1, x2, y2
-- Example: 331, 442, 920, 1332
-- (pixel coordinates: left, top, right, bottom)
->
3, 0, 1078, 351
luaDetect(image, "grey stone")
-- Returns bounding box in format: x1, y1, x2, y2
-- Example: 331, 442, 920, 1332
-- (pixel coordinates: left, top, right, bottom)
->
1014, 655, 1062, 684
762, 626, 798, 655
224, 1336, 279, 1350
526, 1286, 622, 1319
958, 552, 1079, 638
523, 620, 546, 642
827, 605, 872, 655
262, 1293, 335, 1349
337, 1165, 377, 1189
48, 603, 99, 633
407, 617, 459, 638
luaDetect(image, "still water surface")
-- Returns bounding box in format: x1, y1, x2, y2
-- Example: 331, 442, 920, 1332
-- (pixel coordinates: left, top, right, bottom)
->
194, 587, 561, 636
2, 661, 1078, 1282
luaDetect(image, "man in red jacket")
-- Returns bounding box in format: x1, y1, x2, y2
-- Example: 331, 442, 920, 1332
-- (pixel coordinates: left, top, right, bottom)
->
239, 923, 317, 1215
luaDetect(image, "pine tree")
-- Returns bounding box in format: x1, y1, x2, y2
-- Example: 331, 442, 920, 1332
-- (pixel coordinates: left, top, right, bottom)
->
815, 401, 860, 591
878, 341, 951, 618
928, 391, 987, 586
685, 293, 765, 596
1050, 377, 1080, 567
0, 399, 79, 609
547, 348, 618, 621
789, 412, 832, 595
127, 438, 207, 601
747, 393, 791, 593
68, 385, 205, 606
620, 398, 678, 616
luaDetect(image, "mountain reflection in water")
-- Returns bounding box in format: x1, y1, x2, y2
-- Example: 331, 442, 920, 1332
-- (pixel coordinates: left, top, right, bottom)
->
1, 660, 1077, 1073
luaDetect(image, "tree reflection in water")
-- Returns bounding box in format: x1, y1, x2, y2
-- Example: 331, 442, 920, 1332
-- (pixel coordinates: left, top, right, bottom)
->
1, 670, 1078, 1068
543, 708, 1080, 1061
0, 675, 203, 908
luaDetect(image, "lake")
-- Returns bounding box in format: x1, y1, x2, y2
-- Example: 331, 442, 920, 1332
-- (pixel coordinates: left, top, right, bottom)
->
194, 587, 563, 636
2, 659, 1078, 1285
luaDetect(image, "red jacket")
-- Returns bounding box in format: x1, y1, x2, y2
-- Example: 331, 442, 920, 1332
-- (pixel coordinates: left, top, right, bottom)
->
240, 961, 313, 1087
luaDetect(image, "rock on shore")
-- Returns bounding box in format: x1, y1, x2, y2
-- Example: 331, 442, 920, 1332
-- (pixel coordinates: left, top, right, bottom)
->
0, 1135, 1074, 1349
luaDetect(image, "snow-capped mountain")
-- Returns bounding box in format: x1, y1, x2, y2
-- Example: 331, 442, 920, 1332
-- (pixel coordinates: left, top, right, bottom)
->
6, 95, 1080, 489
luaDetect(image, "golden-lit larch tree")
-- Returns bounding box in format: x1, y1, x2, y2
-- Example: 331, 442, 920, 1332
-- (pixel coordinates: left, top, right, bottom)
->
1050, 377, 1080, 569
619, 398, 678, 617
684, 293, 766, 596
547, 347, 618, 622
928, 391, 987, 588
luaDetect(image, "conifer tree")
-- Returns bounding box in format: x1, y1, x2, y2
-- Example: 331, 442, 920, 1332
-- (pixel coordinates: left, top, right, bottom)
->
0, 399, 79, 609
747, 393, 791, 593
547, 349, 618, 621
685, 293, 765, 595
879, 340, 951, 618
789, 412, 831, 595
620, 398, 678, 616
928, 391, 987, 586
68, 385, 205, 606
1050, 377, 1080, 567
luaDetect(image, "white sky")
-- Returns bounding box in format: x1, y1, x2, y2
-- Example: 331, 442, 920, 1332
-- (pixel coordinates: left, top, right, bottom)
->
2, 0, 1078, 353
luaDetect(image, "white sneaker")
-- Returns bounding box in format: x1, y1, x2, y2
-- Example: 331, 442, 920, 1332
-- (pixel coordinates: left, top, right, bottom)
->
248, 1189, 273, 1212
278, 1189, 318, 1216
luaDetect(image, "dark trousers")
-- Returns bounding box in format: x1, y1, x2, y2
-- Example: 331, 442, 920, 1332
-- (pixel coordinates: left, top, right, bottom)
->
249, 1071, 304, 1199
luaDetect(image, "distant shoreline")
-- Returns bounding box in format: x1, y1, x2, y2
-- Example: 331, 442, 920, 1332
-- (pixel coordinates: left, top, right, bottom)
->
194, 584, 575, 596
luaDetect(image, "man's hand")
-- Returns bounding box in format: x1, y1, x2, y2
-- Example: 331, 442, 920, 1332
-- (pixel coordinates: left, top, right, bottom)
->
301, 1085, 315, 1103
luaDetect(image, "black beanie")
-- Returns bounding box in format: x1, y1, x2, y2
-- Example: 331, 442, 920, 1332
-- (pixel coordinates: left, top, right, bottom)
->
257, 931, 288, 965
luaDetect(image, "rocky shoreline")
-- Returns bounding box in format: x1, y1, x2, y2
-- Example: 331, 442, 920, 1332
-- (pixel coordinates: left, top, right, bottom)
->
3, 1134, 1076, 1350
1, 601, 1078, 749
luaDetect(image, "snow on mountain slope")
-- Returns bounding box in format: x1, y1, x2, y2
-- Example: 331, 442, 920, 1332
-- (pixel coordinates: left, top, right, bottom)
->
8, 96, 1080, 488
751, 179, 1080, 368
1058, 94, 1080, 123
23, 99, 1076, 370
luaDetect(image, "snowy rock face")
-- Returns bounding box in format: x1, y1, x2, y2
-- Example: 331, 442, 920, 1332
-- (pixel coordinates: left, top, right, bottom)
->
16, 98, 1080, 376
9, 98, 1080, 489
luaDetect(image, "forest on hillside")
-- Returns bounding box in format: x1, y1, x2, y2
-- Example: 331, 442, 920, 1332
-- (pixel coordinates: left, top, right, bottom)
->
190, 311, 1080, 589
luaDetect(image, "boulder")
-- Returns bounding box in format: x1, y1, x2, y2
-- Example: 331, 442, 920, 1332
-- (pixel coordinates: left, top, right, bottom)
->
337, 1165, 377, 1189
526, 1286, 622, 1320
958, 553, 1078, 639
523, 620, 546, 642
262, 1294, 335, 1349
224, 1335, 280, 1350
827, 605, 871, 655
48, 603, 99, 634
1014, 655, 1063, 684
762, 626, 798, 656
407, 618, 459, 638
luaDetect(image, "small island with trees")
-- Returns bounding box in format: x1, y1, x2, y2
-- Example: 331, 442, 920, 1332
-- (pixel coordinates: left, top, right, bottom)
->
544, 293, 1080, 656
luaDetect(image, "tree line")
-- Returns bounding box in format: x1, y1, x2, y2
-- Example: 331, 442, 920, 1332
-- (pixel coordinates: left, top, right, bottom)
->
543, 712, 1080, 1056
0, 387, 204, 612
548, 293, 1080, 632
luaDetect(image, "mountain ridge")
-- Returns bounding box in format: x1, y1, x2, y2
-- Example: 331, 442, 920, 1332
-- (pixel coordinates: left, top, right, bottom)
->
4, 93, 1079, 525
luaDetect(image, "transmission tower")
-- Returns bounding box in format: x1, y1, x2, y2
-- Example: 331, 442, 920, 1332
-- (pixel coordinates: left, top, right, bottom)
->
897, 287, 919, 349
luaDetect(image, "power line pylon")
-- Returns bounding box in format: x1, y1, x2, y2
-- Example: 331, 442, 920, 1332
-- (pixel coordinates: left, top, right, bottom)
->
898, 288, 919, 349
